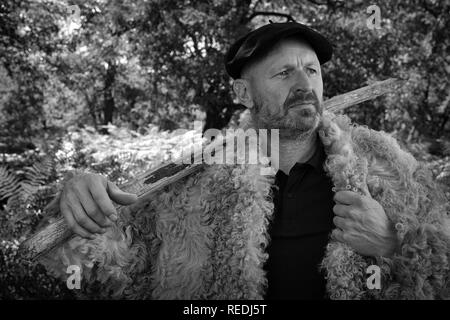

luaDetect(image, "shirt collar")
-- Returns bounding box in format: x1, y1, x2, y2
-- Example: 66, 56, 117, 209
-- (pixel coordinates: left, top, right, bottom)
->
276, 133, 326, 178
303, 135, 326, 172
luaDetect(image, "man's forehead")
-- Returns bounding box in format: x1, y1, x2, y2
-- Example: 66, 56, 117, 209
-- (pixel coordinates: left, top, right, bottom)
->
241, 37, 319, 78
264, 38, 319, 65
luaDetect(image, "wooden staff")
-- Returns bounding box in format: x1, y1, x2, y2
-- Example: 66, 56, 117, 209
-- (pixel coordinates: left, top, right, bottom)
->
19, 78, 404, 261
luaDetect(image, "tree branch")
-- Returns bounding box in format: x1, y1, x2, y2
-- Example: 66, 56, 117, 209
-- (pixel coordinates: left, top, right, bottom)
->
306, 0, 328, 6
304, 0, 350, 14
250, 0, 264, 11
246, 11, 295, 23
171, 13, 202, 57
420, 0, 439, 19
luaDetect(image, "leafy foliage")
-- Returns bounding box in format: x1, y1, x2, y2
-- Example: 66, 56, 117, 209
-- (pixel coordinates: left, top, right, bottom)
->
0, 153, 73, 299
0, 239, 75, 299
0, 158, 56, 202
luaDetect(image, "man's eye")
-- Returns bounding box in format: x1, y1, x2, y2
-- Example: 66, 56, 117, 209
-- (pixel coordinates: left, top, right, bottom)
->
306, 67, 318, 75
277, 70, 289, 77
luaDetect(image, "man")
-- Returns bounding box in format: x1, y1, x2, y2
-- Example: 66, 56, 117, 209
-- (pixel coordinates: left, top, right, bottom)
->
41, 22, 449, 299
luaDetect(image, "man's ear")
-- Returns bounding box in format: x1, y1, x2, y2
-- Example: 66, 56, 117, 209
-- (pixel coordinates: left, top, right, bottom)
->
232, 79, 254, 109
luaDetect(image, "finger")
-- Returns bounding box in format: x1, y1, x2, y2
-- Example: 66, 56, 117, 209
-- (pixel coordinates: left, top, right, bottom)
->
68, 195, 106, 234
360, 183, 372, 198
106, 181, 138, 206
331, 228, 346, 243
319, 115, 331, 130
359, 162, 372, 198
334, 190, 361, 205
89, 179, 119, 221
76, 188, 114, 228
333, 216, 348, 230
61, 200, 95, 240
333, 203, 349, 217
318, 129, 327, 143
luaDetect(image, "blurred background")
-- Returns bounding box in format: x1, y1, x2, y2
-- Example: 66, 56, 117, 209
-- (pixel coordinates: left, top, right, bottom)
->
0, 0, 449, 299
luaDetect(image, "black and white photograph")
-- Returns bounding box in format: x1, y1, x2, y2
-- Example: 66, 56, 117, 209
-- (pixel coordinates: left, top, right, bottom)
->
0, 0, 449, 306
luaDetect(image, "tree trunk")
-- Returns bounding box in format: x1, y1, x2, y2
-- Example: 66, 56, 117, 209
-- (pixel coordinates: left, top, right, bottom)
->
203, 103, 241, 133
102, 61, 116, 130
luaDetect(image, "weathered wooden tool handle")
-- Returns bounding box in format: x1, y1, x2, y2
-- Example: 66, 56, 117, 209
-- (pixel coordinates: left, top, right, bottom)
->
19, 78, 404, 261
18, 132, 236, 261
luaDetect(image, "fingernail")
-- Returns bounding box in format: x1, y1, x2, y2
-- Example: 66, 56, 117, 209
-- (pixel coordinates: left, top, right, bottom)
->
110, 214, 118, 221
101, 228, 108, 233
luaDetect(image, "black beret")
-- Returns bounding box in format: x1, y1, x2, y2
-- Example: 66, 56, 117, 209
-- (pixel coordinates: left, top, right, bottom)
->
225, 22, 333, 79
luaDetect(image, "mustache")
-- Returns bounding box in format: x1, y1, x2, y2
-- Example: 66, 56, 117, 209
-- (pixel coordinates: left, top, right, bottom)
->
283, 91, 319, 109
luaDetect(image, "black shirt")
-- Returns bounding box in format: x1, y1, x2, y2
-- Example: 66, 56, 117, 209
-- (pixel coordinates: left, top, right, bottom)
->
263, 138, 335, 299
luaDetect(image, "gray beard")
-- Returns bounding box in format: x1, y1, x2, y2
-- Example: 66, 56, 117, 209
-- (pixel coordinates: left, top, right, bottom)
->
249, 103, 321, 140
280, 127, 317, 140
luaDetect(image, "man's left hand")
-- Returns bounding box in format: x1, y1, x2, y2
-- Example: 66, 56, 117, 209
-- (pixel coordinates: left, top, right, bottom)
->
332, 190, 399, 257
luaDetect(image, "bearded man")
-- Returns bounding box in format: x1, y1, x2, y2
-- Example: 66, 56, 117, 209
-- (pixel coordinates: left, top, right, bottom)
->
41, 22, 449, 300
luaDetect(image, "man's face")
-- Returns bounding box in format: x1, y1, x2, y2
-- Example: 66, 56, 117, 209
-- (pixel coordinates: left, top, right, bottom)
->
241, 38, 324, 139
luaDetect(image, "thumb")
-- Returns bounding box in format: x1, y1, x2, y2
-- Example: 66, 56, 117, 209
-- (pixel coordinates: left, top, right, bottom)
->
107, 181, 138, 205
360, 182, 372, 199
358, 158, 372, 199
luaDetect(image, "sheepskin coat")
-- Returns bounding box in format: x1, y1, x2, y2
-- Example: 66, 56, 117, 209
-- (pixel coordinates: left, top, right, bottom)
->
41, 112, 450, 300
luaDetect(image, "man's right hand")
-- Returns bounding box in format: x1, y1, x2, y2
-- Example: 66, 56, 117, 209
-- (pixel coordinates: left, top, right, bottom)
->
60, 173, 138, 239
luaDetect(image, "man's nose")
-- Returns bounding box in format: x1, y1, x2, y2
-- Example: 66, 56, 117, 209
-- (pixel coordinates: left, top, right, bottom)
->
291, 69, 312, 93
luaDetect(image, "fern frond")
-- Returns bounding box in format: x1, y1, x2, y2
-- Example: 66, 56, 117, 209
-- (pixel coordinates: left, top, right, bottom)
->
0, 156, 57, 204
23, 158, 55, 185
0, 166, 21, 201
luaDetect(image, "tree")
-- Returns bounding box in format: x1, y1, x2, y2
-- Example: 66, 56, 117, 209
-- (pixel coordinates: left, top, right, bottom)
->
2, 0, 448, 140
0, 0, 65, 151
